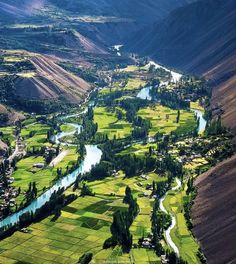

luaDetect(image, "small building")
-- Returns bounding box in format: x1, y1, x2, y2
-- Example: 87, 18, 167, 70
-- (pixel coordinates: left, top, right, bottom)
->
33, 163, 45, 169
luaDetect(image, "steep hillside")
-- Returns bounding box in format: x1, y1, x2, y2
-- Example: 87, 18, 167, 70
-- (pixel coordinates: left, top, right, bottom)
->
0, 0, 195, 45
128, 0, 236, 130
0, 103, 24, 126
14, 55, 91, 102
192, 154, 236, 264
49, 0, 194, 25
0, 50, 91, 113
0, 0, 44, 20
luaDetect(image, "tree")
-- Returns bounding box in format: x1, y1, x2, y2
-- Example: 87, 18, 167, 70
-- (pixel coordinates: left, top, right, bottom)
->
123, 186, 132, 204
176, 110, 180, 123
77, 253, 93, 264
80, 183, 94, 197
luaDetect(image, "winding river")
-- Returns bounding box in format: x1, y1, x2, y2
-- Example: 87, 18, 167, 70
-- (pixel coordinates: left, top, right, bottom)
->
0, 62, 207, 249
0, 105, 102, 230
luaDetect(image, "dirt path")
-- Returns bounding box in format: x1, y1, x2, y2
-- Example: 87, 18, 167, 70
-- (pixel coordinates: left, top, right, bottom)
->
49, 150, 69, 167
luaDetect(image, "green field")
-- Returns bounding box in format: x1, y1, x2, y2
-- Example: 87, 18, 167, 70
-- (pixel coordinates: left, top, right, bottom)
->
124, 79, 146, 91
138, 104, 196, 136
0, 126, 16, 147
94, 107, 133, 139
12, 147, 79, 207
0, 171, 165, 263
118, 142, 157, 157
163, 188, 200, 264
21, 123, 51, 148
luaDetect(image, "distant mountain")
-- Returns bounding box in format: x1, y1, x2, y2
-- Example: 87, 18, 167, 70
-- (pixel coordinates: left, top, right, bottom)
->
0, 0, 44, 20
128, 0, 236, 131
0, 0, 195, 44
49, 0, 194, 24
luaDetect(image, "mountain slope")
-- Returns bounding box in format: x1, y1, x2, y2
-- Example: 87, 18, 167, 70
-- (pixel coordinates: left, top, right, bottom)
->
128, 0, 236, 131
0, 50, 91, 113
14, 55, 91, 102
192, 154, 236, 264
0, 0, 44, 20
0, 0, 195, 45
49, 0, 194, 25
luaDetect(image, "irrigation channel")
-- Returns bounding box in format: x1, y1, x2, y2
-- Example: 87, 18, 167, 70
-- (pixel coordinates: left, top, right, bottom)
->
0, 64, 207, 257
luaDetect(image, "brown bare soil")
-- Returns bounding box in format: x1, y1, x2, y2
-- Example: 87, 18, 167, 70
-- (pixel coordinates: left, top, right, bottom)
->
192, 154, 236, 264
14, 55, 91, 102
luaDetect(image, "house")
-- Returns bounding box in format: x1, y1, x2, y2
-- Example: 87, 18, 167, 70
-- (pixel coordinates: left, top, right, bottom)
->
33, 163, 45, 169
141, 238, 153, 249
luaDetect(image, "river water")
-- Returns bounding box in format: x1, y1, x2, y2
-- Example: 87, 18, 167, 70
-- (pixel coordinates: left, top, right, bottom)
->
136, 86, 152, 100
0, 62, 207, 240
136, 76, 207, 255
0, 106, 102, 229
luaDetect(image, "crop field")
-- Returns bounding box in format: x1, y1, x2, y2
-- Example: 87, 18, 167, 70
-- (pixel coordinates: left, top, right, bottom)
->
99, 78, 146, 97
0, 171, 165, 263
138, 104, 196, 136
118, 142, 157, 157
60, 124, 76, 133
94, 107, 132, 139
12, 147, 79, 207
124, 79, 146, 91
163, 189, 200, 264
21, 123, 51, 148
0, 126, 15, 147
119, 65, 140, 72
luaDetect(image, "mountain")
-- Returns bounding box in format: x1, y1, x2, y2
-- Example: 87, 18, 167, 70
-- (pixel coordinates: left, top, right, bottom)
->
0, 0, 195, 45
49, 0, 194, 24
127, 0, 236, 131
0, 0, 44, 20
0, 50, 91, 114
192, 154, 236, 264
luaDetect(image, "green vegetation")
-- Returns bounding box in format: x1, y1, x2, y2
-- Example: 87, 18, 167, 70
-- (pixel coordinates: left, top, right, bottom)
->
137, 104, 196, 136
21, 123, 51, 148
94, 107, 132, 139
0, 171, 166, 263
163, 188, 200, 264
0, 57, 232, 264
0, 126, 15, 147
12, 147, 79, 207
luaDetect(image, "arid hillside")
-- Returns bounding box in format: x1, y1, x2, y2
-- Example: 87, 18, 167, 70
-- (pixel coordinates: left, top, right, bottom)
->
14, 55, 91, 102
192, 154, 236, 264
0, 50, 91, 113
